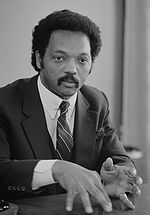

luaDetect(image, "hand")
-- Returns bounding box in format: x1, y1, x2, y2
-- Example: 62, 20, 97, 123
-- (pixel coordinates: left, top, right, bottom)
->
100, 157, 143, 209
52, 160, 112, 214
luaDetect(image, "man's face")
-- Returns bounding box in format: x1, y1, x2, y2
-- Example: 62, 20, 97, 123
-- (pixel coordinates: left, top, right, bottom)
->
36, 30, 92, 99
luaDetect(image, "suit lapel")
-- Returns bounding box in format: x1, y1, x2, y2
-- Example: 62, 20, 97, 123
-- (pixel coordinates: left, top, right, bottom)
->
21, 76, 98, 162
73, 91, 98, 169
21, 76, 54, 159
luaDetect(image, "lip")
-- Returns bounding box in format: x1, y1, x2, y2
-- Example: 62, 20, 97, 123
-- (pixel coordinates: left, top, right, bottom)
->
62, 81, 76, 88
63, 78, 76, 83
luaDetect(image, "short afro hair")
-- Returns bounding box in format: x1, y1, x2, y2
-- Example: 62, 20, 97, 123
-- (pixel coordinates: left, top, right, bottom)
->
31, 9, 102, 72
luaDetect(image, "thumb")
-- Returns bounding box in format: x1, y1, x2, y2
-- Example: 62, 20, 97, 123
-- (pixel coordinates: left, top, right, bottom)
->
103, 157, 114, 171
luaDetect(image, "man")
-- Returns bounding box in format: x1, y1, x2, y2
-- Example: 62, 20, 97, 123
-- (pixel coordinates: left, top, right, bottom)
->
0, 10, 142, 213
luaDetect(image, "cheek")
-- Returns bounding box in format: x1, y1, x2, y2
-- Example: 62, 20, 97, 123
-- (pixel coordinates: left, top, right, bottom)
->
78, 72, 89, 84
41, 68, 56, 86
78, 64, 91, 82
43, 64, 59, 79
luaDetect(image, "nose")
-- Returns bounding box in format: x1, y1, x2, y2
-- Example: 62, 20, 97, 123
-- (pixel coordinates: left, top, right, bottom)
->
64, 59, 77, 74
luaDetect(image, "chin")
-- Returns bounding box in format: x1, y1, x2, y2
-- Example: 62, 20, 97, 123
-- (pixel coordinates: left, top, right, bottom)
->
61, 91, 77, 99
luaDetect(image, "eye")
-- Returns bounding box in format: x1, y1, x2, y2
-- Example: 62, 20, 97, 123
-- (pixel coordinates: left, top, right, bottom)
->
55, 56, 64, 62
79, 57, 89, 64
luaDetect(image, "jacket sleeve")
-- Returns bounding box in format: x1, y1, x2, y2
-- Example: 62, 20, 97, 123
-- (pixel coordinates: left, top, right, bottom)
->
0, 111, 39, 200
95, 91, 134, 172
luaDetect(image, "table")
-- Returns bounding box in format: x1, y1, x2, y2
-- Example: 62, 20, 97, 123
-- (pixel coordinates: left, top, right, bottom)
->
11, 183, 150, 215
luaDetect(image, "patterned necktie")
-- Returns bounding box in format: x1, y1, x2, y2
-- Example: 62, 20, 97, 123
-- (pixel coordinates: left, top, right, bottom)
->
56, 101, 74, 160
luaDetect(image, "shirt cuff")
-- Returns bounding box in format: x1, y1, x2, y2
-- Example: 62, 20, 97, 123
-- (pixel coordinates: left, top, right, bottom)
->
32, 160, 58, 190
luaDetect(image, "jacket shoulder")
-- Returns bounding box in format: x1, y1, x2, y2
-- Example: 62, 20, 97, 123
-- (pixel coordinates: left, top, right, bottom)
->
0, 75, 37, 106
80, 84, 109, 111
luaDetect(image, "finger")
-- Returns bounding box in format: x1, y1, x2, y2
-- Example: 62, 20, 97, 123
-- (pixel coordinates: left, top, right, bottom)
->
103, 157, 114, 171
130, 168, 137, 176
119, 193, 135, 210
128, 175, 143, 191
125, 167, 137, 177
91, 187, 112, 212
136, 176, 143, 186
79, 188, 93, 214
88, 177, 112, 213
127, 176, 142, 196
134, 185, 141, 196
93, 171, 112, 204
136, 188, 141, 196
66, 190, 76, 212
124, 167, 138, 184
126, 181, 141, 197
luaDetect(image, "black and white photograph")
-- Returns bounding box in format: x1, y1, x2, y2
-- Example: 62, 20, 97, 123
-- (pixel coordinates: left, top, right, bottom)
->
0, 0, 149, 214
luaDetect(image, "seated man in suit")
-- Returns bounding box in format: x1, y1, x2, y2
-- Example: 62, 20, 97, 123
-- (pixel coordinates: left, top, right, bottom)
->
0, 9, 142, 213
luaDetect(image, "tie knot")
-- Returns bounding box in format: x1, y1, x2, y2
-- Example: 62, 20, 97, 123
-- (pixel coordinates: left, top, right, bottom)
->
59, 101, 70, 115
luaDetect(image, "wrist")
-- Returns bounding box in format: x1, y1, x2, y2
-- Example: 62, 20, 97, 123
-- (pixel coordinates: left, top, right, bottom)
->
52, 160, 64, 182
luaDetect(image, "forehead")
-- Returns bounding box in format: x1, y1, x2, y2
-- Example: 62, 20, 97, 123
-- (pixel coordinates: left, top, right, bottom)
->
47, 30, 91, 55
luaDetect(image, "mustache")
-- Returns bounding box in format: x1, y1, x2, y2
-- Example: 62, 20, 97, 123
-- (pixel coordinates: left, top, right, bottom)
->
58, 74, 79, 87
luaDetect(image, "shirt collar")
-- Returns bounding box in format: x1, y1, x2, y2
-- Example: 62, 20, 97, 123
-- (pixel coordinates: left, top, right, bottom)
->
37, 76, 77, 119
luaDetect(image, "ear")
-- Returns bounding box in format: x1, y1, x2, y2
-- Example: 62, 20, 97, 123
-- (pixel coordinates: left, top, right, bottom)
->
35, 50, 42, 70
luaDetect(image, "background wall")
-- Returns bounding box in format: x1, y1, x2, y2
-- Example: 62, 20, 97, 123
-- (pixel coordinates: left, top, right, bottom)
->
0, 0, 124, 134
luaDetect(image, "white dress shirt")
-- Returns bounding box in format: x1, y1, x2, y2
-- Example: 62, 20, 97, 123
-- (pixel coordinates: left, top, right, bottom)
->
32, 76, 77, 190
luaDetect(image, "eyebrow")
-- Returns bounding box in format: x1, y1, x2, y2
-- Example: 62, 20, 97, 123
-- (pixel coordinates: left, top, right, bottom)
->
54, 50, 91, 57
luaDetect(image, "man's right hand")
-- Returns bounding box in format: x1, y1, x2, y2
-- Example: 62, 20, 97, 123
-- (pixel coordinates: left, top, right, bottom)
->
52, 160, 112, 214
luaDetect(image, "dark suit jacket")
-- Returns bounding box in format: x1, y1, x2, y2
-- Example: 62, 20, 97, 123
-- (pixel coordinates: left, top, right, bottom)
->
0, 75, 132, 200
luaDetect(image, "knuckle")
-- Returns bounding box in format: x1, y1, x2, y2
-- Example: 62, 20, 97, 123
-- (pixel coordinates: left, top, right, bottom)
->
137, 176, 143, 185
80, 189, 89, 199
92, 188, 99, 197
80, 191, 91, 205
92, 171, 102, 187
92, 170, 101, 180
67, 187, 78, 198
119, 193, 128, 201
95, 192, 108, 207
91, 187, 102, 198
